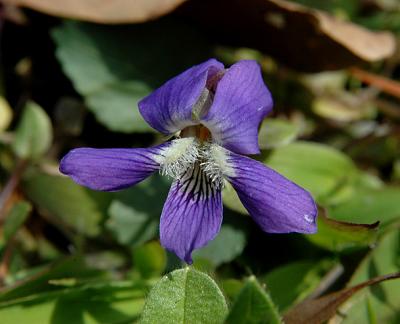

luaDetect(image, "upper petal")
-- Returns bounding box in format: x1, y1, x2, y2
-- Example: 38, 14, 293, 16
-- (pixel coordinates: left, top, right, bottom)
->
226, 152, 317, 233
201, 60, 273, 155
138, 59, 224, 134
59, 144, 168, 191
159, 165, 223, 264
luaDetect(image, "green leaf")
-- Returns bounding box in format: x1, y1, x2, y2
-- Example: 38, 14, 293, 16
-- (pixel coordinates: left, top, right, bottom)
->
12, 101, 52, 160
258, 119, 299, 149
106, 175, 170, 246
141, 268, 228, 324
0, 284, 144, 324
23, 173, 110, 237
328, 186, 400, 229
133, 241, 166, 279
265, 141, 357, 204
263, 259, 336, 311
220, 279, 245, 303
335, 231, 400, 323
3, 201, 31, 243
305, 211, 379, 252
0, 257, 106, 301
0, 258, 145, 324
0, 96, 12, 132
193, 225, 246, 267
52, 20, 212, 133
312, 94, 376, 122
223, 182, 248, 215
225, 276, 282, 324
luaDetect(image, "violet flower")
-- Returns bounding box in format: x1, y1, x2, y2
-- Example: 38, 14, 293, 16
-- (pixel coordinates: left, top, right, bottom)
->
60, 59, 317, 263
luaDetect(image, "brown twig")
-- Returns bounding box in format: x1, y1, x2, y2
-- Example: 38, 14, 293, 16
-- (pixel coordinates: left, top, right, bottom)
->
0, 159, 28, 222
0, 238, 15, 285
349, 67, 400, 99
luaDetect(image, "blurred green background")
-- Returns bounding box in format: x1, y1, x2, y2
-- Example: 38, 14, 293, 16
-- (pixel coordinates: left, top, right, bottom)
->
0, 0, 399, 323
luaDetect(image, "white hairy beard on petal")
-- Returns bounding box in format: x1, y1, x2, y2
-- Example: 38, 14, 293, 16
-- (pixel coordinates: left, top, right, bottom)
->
155, 137, 236, 190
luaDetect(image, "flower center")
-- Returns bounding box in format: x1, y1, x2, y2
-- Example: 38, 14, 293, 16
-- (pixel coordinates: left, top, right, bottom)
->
156, 137, 235, 192
180, 124, 211, 142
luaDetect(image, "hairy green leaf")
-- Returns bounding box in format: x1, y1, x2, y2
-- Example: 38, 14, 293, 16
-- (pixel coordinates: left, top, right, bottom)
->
141, 268, 228, 323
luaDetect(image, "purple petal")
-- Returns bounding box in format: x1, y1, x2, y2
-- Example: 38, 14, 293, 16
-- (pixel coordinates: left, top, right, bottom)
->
160, 166, 223, 263
59, 144, 168, 191
201, 60, 273, 155
138, 59, 224, 134
226, 152, 317, 233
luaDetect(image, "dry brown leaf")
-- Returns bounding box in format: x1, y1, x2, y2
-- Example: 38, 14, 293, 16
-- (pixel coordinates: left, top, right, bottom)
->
179, 0, 396, 71
2, 0, 187, 23
0, 3, 28, 25
283, 272, 400, 324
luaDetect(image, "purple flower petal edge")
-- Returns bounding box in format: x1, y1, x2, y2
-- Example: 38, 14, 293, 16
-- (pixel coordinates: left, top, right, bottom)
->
138, 58, 224, 135
201, 60, 273, 155
59, 144, 168, 191
226, 151, 317, 234
159, 168, 223, 264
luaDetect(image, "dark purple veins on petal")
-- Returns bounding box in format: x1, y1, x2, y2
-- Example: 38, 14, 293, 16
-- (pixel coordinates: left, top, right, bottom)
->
159, 165, 223, 264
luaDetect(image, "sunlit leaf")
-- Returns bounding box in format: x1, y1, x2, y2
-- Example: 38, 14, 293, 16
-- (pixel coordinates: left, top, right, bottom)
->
329, 186, 400, 228
0, 96, 13, 132
265, 141, 357, 204
305, 210, 379, 252
312, 94, 376, 122
133, 241, 166, 279
258, 119, 299, 149
223, 182, 248, 215
12, 101, 52, 160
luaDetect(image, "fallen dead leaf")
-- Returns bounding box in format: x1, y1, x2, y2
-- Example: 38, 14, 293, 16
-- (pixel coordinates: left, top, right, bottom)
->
179, 0, 396, 71
2, 0, 187, 24
283, 272, 400, 324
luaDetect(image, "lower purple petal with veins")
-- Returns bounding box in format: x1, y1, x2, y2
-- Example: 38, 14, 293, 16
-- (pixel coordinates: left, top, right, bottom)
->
227, 152, 317, 234
59, 144, 168, 191
159, 166, 223, 264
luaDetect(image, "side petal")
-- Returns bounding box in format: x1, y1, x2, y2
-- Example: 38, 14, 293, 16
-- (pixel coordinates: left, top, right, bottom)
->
201, 60, 273, 155
138, 58, 224, 134
160, 165, 223, 264
226, 152, 317, 234
59, 144, 167, 191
